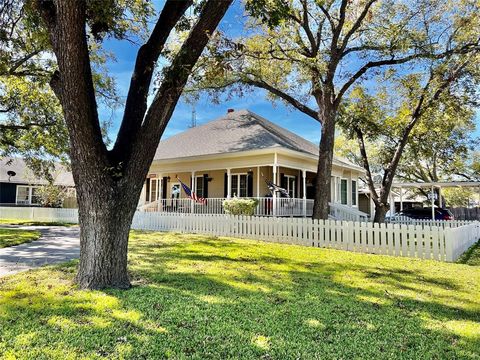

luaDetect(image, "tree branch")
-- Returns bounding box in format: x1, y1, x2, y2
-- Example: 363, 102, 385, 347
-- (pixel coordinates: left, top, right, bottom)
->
340, 0, 378, 52
0, 121, 56, 130
37, 1, 108, 167
126, 0, 233, 177
241, 78, 320, 122
354, 125, 379, 204
335, 41, 480, 105
112, 0, 193, 159
6, 50, 42, 75
318, 4, 334, 34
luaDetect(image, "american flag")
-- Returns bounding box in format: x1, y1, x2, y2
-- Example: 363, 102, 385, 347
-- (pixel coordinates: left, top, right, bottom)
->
177, 177, 207, 205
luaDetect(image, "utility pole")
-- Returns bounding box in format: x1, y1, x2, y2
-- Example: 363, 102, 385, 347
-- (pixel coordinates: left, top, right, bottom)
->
189, 107, 197, 128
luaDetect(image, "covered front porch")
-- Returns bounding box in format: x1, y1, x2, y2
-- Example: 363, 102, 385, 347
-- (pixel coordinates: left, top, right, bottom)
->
138, 149, 367, 220
140, 164, 315, 215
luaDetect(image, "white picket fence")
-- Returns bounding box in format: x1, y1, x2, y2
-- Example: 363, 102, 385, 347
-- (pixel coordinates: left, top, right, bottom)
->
386, 217, 473, 229
0, 206, 79, 223
1, 207, 479, 262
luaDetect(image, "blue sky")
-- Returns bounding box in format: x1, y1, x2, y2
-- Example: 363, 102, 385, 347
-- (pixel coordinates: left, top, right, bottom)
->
99, 0, 479, 147
99, 1, 323, 146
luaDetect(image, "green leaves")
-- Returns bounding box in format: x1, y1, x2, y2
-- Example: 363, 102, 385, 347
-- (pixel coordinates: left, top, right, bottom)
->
0, 0, 154, 176
244, 0, 293, 28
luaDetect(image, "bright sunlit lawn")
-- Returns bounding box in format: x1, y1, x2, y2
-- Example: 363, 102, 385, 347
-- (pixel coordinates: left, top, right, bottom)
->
0, 219, 76, 226
0, 228, 41, 248
0, 231, 479, 359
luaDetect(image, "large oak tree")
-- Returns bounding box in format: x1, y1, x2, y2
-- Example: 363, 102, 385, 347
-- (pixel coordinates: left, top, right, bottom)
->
191, 0, 480, 219
337, 53, 480, 222
33, 0, 232, 289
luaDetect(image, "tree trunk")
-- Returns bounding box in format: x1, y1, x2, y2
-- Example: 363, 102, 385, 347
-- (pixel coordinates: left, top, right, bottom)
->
74, 175, 143, 289
36, 0, 233, 289
312, 99, 336, 220
373, 202, 389, 223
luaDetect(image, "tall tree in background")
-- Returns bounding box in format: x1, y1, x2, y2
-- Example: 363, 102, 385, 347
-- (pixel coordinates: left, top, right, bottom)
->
337, 52, 480, 222
191, 0, 480, 219
29, 0, 232, 289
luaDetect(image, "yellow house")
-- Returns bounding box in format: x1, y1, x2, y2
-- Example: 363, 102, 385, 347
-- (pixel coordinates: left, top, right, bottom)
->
139, 109, 367, 219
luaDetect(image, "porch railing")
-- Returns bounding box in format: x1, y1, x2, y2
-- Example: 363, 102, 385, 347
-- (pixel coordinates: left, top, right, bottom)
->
138, 197, 369, 220
329, 202, 369, 222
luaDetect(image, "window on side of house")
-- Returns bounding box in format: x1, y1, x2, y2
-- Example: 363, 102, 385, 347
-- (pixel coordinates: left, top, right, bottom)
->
351, 180, 357, 206
196, 176, 204, 198
16, 185, 30, 204
340, 179, 348, 205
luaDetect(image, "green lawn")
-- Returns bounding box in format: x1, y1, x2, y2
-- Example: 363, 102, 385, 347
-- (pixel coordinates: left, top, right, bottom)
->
458, 241, 480, 266
0, 232, 479, 359
0, 219, 76, 226
0, 228, 41, 248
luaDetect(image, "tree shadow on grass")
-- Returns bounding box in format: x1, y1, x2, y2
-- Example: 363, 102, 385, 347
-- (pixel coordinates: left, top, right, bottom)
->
0, 233, 479, 359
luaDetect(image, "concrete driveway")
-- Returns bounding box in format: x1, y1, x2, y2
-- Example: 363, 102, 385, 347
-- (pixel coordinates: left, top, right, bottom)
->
0, 226, 80, 277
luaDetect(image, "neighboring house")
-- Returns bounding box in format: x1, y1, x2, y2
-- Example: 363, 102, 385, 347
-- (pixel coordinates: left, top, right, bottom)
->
0, 157, 76, 207
139, 109, 367, 219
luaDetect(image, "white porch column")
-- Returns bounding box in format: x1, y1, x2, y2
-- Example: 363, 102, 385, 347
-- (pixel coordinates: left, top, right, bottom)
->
399, 187, 403, 211
191, 171, 195, 213
438, 186, 443, 208
257, 166, 260, 197
158, 174, 162, 212
272, 164, 277, 216
302, 169, 307, 217
227, 168, 231, 199
389, 190, 394, 216
431, 185, 435, 220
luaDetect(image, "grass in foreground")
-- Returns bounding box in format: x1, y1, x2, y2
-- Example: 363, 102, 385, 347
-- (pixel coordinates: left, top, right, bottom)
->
0, 219, 76, 226
0, 232, 479, 359
0, 228, 41, 248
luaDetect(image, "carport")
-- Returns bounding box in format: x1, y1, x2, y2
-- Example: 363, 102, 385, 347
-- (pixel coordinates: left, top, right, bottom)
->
390, 181, 480, 220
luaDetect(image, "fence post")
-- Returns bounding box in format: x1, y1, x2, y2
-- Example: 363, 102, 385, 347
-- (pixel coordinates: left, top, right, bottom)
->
444, 228, 454, 262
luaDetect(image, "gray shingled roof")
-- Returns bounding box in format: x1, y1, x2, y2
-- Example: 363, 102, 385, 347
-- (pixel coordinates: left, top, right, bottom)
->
0, 157, 74, 186
155, 110, 319, 158
154, 110, 363, 171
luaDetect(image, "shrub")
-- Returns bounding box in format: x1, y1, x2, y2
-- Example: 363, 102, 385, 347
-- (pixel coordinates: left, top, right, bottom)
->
35, 184, 68, 208
222, 197, 259, 216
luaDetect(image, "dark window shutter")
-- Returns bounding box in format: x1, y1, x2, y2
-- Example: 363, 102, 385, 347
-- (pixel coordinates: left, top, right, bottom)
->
280, 173, 286, 188
224, 173, 228, 197
294, 175, 298, 198
162, 177, 167, 199
203, 174, 209, 198
247, 173, 253, 197
145, 179, 150, 201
